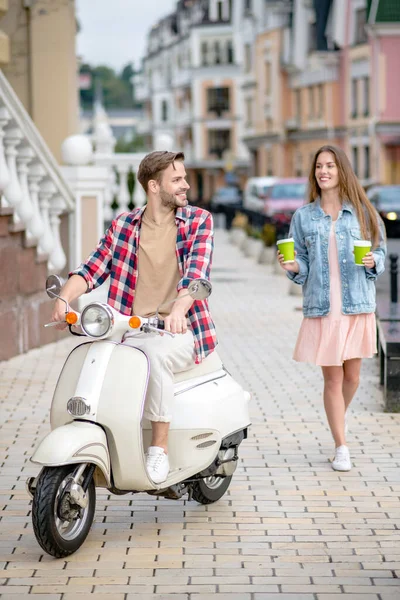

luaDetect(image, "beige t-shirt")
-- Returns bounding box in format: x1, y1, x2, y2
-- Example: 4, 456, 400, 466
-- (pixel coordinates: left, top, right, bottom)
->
132, 209, 181, 318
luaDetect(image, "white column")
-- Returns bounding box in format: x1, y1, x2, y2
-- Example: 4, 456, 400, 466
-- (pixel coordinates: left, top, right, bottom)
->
133, 166, 146, 207
48, 195, 67, 273
38, 178, 56, 256
60, 165, 109, 267
27, 162, 45, 241
3, 125, 23, 215
0, 106, 11, 193
115, 163, 130, 213
103, 167, 115, 222
16, 145, 34, 225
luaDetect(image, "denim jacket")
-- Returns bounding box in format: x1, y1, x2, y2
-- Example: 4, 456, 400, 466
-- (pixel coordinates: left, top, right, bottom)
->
287, 199, 386, 317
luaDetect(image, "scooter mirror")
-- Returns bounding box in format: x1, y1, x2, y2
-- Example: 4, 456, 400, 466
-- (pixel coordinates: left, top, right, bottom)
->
45, 274, 64, 299
187, 279, 212, 300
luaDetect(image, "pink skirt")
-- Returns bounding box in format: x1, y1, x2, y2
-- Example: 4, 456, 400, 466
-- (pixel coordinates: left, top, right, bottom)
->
293, 313, 377, 366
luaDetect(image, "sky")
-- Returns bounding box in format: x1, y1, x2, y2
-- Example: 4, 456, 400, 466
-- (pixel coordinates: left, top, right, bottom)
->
76, 0, 177, 73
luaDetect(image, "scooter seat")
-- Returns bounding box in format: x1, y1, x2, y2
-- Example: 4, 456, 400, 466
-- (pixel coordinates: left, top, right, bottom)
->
174, 350, 224, 383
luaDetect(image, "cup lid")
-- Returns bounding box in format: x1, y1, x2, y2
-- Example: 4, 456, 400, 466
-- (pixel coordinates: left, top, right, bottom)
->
353, 240, 371, 246
276, 237, 294, 245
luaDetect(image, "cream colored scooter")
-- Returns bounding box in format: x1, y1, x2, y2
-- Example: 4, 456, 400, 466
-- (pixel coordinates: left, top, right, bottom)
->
27, 276, 251, 558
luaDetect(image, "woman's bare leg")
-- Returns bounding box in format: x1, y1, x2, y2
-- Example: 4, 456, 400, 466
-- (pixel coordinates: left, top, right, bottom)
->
342, 358, 362, 411
321, 365, 346, 447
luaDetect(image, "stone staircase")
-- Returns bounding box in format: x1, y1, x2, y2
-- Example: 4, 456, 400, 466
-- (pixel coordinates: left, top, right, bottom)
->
0, 69, 75, 361
0, 204, 67, 361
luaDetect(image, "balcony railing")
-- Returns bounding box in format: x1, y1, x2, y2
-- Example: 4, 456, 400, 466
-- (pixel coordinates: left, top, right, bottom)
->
93, 152, 147, 222
0, 69, 74, 272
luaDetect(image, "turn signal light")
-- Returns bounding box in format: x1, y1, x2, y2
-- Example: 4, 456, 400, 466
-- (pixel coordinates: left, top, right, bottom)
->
386, 212, 397, 221
129, 316, 141, 329
65, 312, 78, 325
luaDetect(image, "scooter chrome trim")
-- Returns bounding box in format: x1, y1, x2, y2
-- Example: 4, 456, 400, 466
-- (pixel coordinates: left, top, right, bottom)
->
174, 371, 227, 396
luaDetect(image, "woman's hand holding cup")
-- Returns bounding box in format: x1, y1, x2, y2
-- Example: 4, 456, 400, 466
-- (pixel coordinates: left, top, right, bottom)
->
277, 250, 300, 273
362, 252, 375, 269
277, 237, 300, 273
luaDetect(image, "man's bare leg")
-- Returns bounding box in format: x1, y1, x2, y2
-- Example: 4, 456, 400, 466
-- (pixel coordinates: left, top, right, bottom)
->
151, 421, 170, 453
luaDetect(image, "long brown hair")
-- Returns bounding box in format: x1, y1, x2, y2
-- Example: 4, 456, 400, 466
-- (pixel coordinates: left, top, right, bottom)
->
308, 144, 381, 247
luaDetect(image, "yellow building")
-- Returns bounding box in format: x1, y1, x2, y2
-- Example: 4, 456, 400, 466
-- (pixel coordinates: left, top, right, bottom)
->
0, 0, 79, 162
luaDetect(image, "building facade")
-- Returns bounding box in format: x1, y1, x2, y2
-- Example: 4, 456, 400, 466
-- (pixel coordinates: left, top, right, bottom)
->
0, 0, 79, 163
244, 0, 400, 186
135, 0, 251, 203
137, 0, 400, 192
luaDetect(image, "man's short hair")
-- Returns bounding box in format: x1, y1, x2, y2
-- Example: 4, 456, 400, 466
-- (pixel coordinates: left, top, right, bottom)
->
137, 151, 185, 192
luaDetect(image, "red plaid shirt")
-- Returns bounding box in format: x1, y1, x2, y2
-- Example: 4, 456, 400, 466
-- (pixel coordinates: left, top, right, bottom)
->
71, 205, 217, 363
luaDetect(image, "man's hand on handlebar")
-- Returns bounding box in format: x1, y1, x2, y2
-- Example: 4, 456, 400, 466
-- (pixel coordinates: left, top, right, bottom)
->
164, 310, 188, 334
50, 298, 69, 330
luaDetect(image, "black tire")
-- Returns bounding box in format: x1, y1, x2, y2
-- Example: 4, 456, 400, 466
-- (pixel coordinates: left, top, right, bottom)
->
191, 475, 232, 504
32, 464, 96, 558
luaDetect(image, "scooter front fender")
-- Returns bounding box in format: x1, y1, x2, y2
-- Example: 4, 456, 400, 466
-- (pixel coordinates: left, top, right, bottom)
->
31, 421, 111, 487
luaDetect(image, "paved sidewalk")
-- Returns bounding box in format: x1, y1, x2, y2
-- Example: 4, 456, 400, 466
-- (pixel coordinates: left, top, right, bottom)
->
0, 229, 399, 599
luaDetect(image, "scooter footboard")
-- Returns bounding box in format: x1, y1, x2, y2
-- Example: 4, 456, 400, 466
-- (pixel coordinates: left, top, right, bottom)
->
31, 421, 111, 487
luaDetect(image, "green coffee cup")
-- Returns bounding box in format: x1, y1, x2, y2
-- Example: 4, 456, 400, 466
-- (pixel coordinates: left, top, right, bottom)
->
277, 237, 295, 263
354, 240, 371, 265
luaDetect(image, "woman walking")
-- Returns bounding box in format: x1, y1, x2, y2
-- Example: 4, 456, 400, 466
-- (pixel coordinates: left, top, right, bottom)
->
278, 145, 386, 471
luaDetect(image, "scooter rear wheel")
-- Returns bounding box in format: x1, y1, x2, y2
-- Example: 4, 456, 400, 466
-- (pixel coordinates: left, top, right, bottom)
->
191, 475, 232, 504
32, 464, 96, 558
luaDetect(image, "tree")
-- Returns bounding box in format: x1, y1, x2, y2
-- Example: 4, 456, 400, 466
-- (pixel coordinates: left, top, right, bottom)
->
79, 62, 136, 110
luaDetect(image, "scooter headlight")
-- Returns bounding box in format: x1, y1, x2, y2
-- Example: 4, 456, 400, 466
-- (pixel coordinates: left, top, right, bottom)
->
80, 302, 113, 338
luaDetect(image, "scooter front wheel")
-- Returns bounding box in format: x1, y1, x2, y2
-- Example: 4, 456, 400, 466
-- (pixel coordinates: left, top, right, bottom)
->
191, 475, 232, 504
32, 464, 96, 558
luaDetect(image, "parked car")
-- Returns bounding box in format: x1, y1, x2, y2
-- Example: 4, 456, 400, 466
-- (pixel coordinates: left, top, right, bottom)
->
209, 186, 243, 213
243, 176, 278, 212
366, 185, 400, 237
263, 177, 308, 238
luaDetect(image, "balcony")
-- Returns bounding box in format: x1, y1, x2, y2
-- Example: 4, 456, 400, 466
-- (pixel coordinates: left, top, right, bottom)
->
264, 96, 273, 119
134, 77, 151, 103
207, 104, 230, 118
136, 117, 153, 136
284, 117, 301, 131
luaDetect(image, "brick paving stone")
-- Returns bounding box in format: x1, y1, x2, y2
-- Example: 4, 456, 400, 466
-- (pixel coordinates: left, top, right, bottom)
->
0, 229, 400, 598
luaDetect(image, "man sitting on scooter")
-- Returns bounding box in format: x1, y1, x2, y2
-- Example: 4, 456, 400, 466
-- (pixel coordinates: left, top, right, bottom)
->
50, 151, 217, 484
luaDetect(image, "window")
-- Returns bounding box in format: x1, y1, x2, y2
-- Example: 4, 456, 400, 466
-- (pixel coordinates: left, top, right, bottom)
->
207, 87, 230, 115
267, 151, 273, 177
245, 97, 253, 126
295, 155, 302, 178
244, 0, 252, 15
363, 77, 370, 117
318, 84, 324, 118
351, 79, 358, 118
265, 62, 271, 95
217, 0, 223, 21
295, 89, 301, 122
308, 21, 317, 53
364, 146, 370, 179
214, 41, 221, 64
208, 129, 231, 158
352, 146, 359, 175
244, 44, 252, 73
308, 86, 314, 119
227, 40, 234, 63
355, 8, 367, 45
201, 41, 208, 66
161, 100, 168, 122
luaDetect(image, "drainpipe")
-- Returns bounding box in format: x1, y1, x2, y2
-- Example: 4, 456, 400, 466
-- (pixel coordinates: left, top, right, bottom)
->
368, 0, 380, 184
23, 0, 33, 117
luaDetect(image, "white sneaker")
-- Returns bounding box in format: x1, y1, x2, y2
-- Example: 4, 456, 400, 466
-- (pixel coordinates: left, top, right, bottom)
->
332, 445, 352, 472
145, 446, 170, 484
